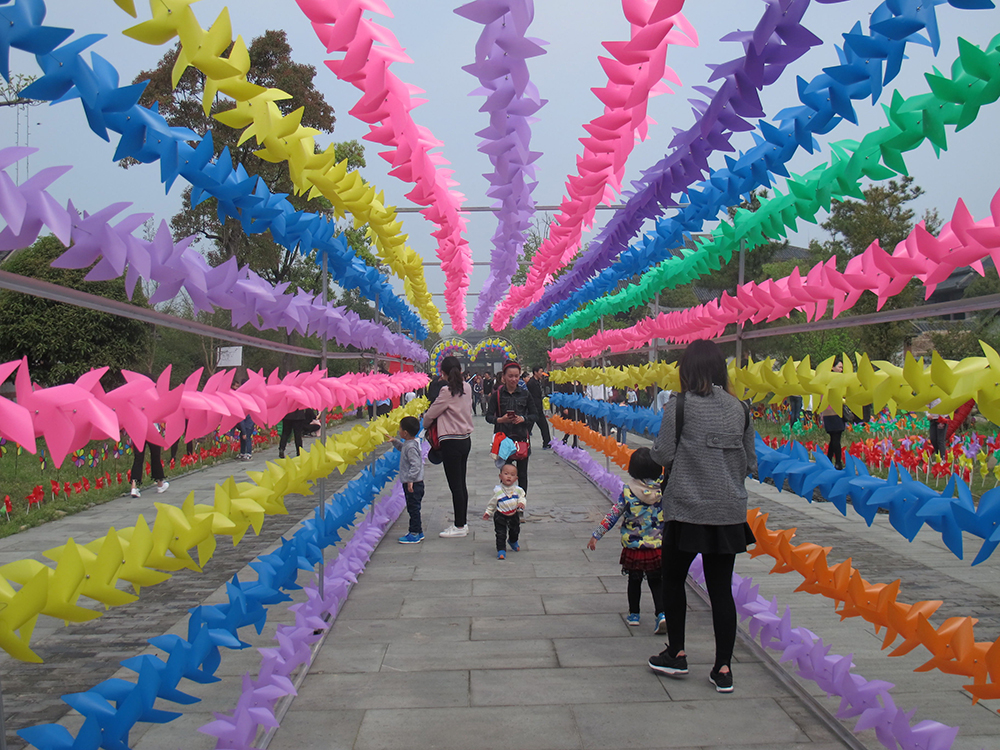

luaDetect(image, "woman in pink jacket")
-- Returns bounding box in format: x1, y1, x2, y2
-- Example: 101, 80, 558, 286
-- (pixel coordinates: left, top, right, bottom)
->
424, 356, 475, 538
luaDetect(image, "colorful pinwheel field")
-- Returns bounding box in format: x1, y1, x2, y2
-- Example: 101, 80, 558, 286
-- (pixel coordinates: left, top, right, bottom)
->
3, 0, 1000, 748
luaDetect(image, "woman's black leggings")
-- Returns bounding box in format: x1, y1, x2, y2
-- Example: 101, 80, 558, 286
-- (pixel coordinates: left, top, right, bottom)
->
439, 437, 471, 527
130, 442, 164, 484
627, 569, 664, 615
826, 430, 843, 465
661, 548, 737, 671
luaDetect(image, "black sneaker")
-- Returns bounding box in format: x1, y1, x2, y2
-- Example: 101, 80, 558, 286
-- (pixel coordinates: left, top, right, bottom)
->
648, 649, 688, 676
709, 669, 734, 693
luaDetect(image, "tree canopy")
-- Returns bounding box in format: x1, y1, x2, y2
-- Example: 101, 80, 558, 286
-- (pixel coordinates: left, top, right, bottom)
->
0, 236, 152, 386
128, 30, 366, 296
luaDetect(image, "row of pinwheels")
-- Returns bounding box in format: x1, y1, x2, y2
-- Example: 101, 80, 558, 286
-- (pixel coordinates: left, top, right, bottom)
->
551, 416, 991, 747
525, 0, 997, 340
0, 356, 428, 468
0, 398, 425, 665
16, 413, 415, 750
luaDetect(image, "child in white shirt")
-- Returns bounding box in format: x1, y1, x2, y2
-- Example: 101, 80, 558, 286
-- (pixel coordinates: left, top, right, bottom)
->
483, 463, 526, 560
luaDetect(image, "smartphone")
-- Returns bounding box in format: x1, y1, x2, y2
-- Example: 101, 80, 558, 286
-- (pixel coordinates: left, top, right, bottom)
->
506, 410, 515, 418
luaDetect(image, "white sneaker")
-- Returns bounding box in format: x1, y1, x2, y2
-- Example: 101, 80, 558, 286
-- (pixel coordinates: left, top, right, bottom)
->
156, 482, 169, 494
438, 525, 468, 538
130, 487, 140, 498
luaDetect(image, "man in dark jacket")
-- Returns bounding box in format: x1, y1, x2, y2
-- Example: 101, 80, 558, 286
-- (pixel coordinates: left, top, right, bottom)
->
525, 366, 551, 449
486, 360, 539, 492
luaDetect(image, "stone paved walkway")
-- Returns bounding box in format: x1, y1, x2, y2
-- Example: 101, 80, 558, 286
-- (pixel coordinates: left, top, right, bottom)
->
4, 415, 999, 749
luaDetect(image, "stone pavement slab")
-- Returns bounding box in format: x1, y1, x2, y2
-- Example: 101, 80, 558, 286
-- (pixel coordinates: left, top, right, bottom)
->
0, 424, 368, 749
13, 413, 999, 750
268, 418, 851, 750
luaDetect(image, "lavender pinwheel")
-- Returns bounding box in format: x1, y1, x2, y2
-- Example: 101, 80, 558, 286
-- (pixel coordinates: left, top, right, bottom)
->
0, 148, 425, 360
455, 0, 546, 329
204, 483, 406, 750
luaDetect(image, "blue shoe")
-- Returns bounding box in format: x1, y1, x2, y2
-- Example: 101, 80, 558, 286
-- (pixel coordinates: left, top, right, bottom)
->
398, 532, 424, 544
626, 613, 640, 627
654, 613, 666, 635
510, 541, 520, 552
497, 550, 506, 560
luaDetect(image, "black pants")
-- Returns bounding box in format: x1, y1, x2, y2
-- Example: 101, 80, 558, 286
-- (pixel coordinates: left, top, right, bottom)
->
440, 437, 471, 528
788, 395, 802, 425
627, 569, 664, 615
493, 512, 520, 550
662, 548, 737, 672
169, 440, 194, 462
532, 412, 551, 447
280, 419, 304, 456
403, 481, 424, 534
929, 419, 947, 455
560, 409, 579, 448
130, 442, 164, 484
471, 397, 479, 415
826, 430, 843, 467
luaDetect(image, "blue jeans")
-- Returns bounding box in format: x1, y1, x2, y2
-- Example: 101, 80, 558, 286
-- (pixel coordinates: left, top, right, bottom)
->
403, 481, 424, 534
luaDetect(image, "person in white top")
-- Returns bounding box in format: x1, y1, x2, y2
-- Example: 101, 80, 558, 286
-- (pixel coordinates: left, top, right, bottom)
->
586, 384, 607, 433
655, 388, 673, 412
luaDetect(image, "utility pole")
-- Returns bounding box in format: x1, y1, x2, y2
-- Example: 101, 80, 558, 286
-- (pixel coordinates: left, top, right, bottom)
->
735, 239, 746, 367
317, 254, 329, 601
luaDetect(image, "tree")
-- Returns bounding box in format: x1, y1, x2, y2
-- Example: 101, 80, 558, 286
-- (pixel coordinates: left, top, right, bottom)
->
810, 176, 941, 361
700, 190, 787, 295
0, 236, 152, 386
510, 215, 553, 287
0, 73, 38, 108
127, 33, 387, 374
127, 31, 365, 293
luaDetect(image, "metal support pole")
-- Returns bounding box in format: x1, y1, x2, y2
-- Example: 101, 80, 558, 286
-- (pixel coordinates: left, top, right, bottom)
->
651, 293, 660, 402
734, 239, 746, 367
601, 316, 609, 473
0, 670, 7, 750
370, 290, 381, 523
317, 255, 329, 600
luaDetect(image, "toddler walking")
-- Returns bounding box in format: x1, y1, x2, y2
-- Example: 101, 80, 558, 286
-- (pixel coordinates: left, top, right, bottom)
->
483, 463, 526, 560
390, 416, 425, 544
587, 447, 666, 633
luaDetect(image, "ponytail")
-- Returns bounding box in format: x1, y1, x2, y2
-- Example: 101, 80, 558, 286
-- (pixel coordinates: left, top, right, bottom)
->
440, 356, 465, 397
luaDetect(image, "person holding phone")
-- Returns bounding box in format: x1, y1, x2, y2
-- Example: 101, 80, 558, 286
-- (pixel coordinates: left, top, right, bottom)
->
486, 360, 538, 493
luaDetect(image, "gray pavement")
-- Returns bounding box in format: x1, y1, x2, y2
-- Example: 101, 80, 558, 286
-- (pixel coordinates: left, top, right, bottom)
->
3, 415, 999, 750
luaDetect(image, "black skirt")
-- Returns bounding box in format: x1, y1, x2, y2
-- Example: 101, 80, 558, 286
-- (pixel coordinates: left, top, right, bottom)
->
661, 520, 756, 555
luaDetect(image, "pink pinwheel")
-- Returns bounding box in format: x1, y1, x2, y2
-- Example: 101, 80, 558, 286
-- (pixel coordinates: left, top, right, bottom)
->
299, 0, 472, 331
0, 360, 35, 449
492, 2, 696, 329
13, 361, 118, 466
552, 185, 1000, 359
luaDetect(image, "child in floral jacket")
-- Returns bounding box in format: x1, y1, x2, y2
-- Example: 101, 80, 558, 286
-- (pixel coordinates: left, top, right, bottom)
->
588, 447, 665, 633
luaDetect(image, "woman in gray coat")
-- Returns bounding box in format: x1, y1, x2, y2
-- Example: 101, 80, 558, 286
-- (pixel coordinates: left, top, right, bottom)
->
647, 339, 756, 694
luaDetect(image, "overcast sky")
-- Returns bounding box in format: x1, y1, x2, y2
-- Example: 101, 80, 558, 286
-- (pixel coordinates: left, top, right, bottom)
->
4, 1, 999, 336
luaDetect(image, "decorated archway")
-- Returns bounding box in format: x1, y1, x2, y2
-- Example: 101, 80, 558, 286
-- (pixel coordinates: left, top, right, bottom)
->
430, 337, 473, 373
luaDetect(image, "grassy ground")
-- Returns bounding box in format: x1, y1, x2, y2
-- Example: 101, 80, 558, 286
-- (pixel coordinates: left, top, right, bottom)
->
753, 418, 1000, 500
0, 410, 361, 539
0, 440, 264, 539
